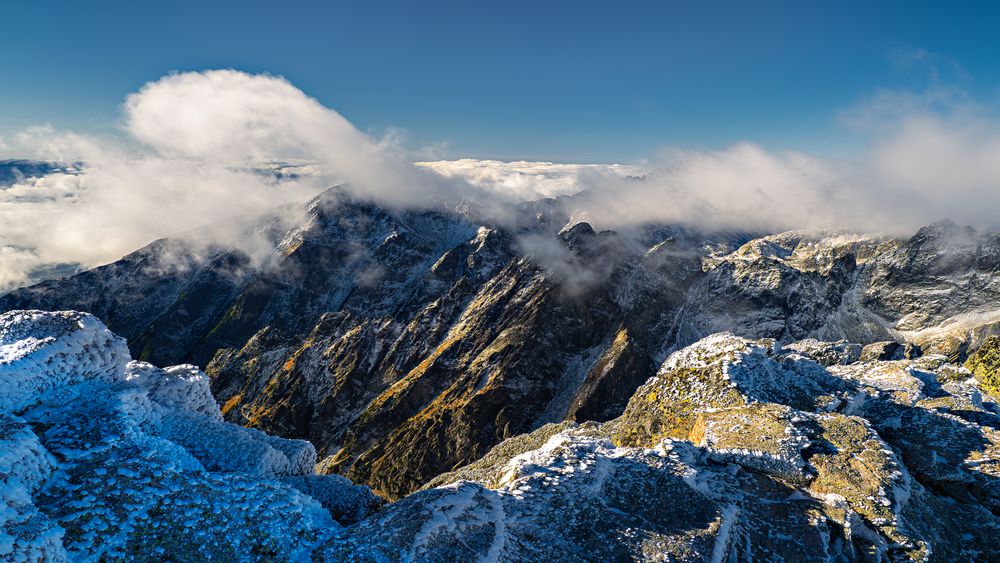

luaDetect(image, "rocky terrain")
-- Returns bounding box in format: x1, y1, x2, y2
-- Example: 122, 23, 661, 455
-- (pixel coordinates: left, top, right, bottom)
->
0, 187, 729, 500
4, 187, 1000, 505
5, 310, 1000, 560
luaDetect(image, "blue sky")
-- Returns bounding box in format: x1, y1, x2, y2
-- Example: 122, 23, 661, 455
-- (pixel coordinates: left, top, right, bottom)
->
1, 0, 997, 162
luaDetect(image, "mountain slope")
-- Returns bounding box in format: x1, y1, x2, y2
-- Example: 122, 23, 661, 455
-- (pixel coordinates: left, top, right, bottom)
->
6, 189, 1000, 499
5, 310, 1000, 560
1, 189, 726, 497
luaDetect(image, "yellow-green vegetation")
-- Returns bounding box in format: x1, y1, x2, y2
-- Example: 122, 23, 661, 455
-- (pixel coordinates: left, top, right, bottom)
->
965, 336, 1000, 400
241, 337, 316, 427
808, 414, 900, 533
613, 365, 747, 448
691, 403, 793, 455
220, 394, 242, 416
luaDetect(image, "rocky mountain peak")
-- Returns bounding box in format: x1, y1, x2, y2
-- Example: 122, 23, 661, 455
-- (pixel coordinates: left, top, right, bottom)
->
6, 192, 1000, 511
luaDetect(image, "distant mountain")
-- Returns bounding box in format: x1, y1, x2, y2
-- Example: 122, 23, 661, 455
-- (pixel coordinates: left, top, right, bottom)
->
5, 186, 1000, 504
0, 159, 78, 187
0, 159, 312, 188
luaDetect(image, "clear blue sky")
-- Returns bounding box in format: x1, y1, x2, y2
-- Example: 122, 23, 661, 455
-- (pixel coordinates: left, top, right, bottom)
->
1, 0, 997, 162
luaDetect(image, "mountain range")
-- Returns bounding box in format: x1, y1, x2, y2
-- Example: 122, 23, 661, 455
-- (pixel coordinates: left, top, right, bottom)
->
5, 178, 1000, 560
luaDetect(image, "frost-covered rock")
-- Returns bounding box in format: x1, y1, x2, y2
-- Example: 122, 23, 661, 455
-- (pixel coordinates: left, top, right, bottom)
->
281, 474, 383, 525
0, 411, 65, 562
614, 333, 847, 447
0, 311, 375, 560
690, 403, 811, 482
124, 361, 221, 419
6, 309, 1000, 560
783, 338, 862, 366
859, 340, 922, 362
612, 332, 1000, 560
322, 428, 725, 562
0, 310, 130, 412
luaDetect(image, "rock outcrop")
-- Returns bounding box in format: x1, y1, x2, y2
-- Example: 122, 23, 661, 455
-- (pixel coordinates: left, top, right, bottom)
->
614, 332, 1000, 560
0, 310, 379, 560
4, 310, 1000, 560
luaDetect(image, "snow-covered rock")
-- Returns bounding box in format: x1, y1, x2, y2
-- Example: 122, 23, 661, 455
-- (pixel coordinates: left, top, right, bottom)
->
613, 332, 1000, 560
0, 310, 130, 412
6, 309, 1000, 560
0, 311, 368, 560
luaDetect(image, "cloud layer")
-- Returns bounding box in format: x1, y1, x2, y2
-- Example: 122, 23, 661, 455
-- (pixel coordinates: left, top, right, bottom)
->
0, 70, 476, 291
416, 159, 644, 201
430, 82, 1000, 235
4, 68, 1000, 292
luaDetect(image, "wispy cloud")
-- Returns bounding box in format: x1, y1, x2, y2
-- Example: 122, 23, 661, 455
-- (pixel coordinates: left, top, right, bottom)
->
887, 44, 970, 84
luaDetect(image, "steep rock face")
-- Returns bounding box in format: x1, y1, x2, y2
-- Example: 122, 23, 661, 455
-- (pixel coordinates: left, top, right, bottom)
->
674, 222, 1000, 360
673, 231, 870, 346
860, 220, 1000, 358
0, 225, 281, 361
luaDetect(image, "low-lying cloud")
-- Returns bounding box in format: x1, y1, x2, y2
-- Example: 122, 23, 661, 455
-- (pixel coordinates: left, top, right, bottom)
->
431, 82, 1000, 236
562, 144, 873, 233
416, 159, 644, 201
0, 70, 480, 291
4, 67, 1000, 292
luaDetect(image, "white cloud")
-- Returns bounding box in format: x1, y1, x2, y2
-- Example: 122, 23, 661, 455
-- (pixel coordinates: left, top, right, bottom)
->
5, 66, 1000, 292
872, 114, 1000, 226
559, 144, 880, 233
0, 69, 474, 292
558, 76, 1000, 234
124, 70, 344, 162
837, 84, 975, 133
12, 69, 600, 292
416, 159, 645, 201
121, 70, 470, 207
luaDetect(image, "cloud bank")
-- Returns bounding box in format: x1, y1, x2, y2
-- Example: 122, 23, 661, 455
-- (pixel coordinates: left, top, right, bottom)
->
429, 81, 1000, 235
0, 70, 476, 291
5, 66, 1000, 292
416, 159, 644, 201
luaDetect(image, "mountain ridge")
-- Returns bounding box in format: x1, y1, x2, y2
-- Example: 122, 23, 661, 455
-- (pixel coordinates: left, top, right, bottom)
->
4, 189, 1000, 499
